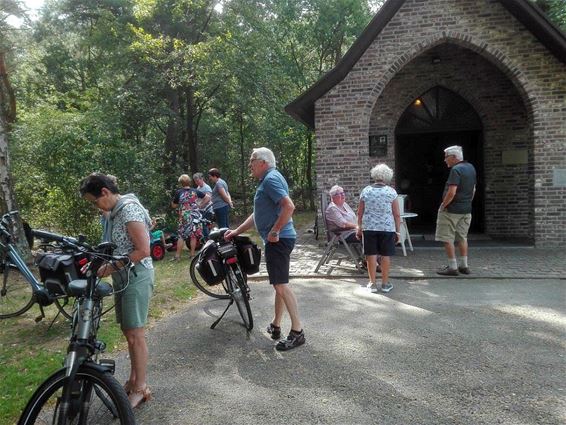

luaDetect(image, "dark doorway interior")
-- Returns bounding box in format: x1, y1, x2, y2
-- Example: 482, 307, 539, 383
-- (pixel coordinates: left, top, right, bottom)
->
395, 132, 484, 233
395, 86, 484, 234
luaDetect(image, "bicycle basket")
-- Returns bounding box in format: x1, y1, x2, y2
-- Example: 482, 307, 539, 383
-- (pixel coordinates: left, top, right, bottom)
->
36, 252, 80, 295
195, 240, 225, 285
234, 235, 261, 275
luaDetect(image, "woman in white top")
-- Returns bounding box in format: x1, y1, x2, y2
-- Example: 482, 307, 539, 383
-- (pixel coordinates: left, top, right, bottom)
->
356, 164, 401, 294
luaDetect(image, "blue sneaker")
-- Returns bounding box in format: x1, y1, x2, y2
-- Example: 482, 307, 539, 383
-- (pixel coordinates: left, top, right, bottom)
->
380, 283, 393, 293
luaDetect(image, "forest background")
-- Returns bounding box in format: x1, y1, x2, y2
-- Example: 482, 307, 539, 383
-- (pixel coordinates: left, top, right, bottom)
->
1, 0, 565, 240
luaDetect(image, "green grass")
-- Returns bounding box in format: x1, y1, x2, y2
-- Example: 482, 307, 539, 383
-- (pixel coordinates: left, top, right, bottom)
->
0, 210, 315, 425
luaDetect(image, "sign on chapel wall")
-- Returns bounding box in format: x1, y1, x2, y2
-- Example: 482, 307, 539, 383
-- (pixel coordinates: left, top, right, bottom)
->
369, 135, 387, 157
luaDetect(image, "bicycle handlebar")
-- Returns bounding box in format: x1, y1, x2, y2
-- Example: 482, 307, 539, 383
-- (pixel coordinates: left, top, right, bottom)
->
32, 229, 92, 251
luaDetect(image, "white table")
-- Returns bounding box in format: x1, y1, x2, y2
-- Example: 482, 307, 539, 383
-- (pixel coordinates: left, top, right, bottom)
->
399, 212, 418, 256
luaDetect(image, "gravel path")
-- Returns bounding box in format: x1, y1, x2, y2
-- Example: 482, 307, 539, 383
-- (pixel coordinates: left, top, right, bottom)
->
114, 276, 565, 425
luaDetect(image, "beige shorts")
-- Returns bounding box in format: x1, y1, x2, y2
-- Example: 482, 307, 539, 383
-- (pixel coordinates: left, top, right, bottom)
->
435, 211, 472, 243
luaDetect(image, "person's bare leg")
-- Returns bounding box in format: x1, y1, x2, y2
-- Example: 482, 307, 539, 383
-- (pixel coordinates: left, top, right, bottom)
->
189, 236, 197, 257
174, 236, 183, 260
457, 239, 468, 257
443, 241, 457, 269
380, 256, 390, 285
274, 284, 302, 332
366, 255, 377, 283
272, 289, 285, 328
123, 327, 150, 406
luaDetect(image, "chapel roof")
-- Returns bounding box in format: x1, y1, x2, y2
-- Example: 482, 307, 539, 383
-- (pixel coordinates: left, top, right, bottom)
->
285, 0, 566, 129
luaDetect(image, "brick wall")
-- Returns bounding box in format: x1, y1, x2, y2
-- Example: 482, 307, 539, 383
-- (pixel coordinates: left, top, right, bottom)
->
315, 0, 566, 246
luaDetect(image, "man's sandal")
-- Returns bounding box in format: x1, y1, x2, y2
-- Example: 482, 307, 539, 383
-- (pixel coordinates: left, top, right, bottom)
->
266, 323, 281, 340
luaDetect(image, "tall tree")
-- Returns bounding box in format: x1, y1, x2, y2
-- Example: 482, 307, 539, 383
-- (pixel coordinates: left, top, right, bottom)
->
0, 0, 33, 255
532, 0, 566, 30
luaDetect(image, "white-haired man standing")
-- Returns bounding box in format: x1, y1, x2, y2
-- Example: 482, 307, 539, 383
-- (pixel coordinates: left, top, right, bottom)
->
225, 147, 305, 351
436, 145, 476, 276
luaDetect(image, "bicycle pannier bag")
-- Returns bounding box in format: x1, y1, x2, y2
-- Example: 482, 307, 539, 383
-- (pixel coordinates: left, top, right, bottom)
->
234, 235, 261, 275
36, 252, 80, 295
195, 240, 225, 285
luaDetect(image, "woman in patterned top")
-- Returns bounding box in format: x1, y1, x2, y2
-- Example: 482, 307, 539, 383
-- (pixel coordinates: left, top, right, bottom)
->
80, 173, 154, 409
356, 164, 401, 294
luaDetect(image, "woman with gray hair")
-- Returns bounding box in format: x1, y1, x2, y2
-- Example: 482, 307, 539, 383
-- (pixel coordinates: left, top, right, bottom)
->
356, 163, 401, 293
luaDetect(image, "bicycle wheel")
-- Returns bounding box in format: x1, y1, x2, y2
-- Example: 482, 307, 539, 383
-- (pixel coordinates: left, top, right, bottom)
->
189, 255, 230, 299
0, 265, 35, 319
228, 266, 253, 331
18, 365, 135, 425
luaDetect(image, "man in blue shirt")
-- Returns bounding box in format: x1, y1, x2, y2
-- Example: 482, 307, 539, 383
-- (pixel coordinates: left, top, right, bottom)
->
225, 147, 305, 351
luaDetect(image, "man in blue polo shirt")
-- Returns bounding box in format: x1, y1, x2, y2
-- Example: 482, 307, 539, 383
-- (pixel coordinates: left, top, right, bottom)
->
225, 147, 305, 351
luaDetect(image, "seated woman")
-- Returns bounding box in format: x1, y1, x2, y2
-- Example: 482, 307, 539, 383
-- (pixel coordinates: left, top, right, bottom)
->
325, 185, 359, 242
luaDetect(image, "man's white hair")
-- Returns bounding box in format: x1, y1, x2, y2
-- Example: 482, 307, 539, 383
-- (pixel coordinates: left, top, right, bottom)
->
252, 147, 276, 168
329, 185, 344, 197
370, 163, 394, 184
444, 145, 463, 161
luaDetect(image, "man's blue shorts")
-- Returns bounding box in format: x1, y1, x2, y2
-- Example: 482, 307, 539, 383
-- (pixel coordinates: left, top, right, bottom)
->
265, 238, 295, 285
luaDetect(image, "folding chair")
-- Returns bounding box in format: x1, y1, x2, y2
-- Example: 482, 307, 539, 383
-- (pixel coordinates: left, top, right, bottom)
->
314, 193, 365, 274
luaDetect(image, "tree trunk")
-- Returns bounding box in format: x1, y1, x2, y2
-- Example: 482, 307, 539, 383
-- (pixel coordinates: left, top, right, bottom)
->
237, 109, 248, 216
0, 54, 32, 260
164, 88, 180, 188
185, 86, 198, 176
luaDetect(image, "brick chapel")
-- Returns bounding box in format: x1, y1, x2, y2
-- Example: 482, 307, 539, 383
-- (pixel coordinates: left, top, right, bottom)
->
286, 0, 566, 247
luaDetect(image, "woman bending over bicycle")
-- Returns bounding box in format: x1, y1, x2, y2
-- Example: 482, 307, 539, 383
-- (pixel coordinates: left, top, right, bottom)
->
80, 172, 154, 409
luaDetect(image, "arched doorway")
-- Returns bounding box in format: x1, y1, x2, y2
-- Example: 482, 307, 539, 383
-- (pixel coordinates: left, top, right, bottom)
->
395, 86, 484, 233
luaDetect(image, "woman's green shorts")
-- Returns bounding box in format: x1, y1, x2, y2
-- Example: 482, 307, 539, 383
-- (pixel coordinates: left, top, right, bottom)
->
112, 264, 154, 330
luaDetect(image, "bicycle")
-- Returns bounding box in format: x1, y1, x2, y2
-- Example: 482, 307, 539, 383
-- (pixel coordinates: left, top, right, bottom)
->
0, 210, 91, 321
0, 211, 55, 321
190, 228, 256, 331
18, 241, 136, 424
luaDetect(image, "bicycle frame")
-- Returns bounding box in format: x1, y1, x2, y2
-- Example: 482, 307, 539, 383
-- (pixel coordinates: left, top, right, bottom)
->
0, 215, 53, 310
2, 243, 45, 294
58, 244, 130, 417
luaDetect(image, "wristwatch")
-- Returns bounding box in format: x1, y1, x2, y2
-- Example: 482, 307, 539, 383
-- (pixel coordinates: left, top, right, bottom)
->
269, 230, 280, 237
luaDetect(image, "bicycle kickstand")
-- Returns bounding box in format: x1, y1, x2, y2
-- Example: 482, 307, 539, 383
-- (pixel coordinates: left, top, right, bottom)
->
46, 308, 63, 331
35, 304, 46, 323
210, 299, 234, 329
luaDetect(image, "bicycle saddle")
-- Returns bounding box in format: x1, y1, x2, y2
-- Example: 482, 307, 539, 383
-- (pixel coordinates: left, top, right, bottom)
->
67, 279, 113, 297
208, 228, 229, 242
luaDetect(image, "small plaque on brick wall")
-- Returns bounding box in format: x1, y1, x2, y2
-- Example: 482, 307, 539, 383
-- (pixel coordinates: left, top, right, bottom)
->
369, 135, 387, 157
553, 169, 566, 187
501, 149, 528, 165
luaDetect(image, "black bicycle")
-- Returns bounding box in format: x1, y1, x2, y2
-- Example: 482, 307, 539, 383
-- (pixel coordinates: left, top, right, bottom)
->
190, 228, 260, 331
18, 241, 136, 424
0, 211, 91, 321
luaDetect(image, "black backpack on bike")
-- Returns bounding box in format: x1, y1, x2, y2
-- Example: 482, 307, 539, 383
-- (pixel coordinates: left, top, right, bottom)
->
233, 236, 261, 275
36, 252, 83, 296
195, 240, 225, 285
